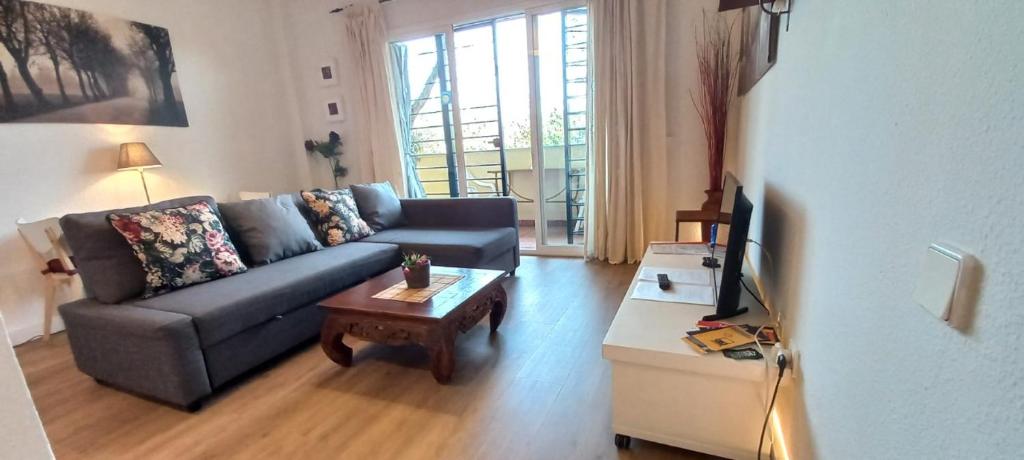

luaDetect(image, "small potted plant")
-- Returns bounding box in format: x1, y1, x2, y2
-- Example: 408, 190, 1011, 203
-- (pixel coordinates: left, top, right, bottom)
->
402, 252, 431, 289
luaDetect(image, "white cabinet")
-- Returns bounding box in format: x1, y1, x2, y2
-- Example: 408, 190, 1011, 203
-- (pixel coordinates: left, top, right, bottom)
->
602, 248, 769, 459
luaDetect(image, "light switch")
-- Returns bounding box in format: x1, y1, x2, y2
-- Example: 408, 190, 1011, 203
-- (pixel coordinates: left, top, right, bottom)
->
912, 243, 972, 323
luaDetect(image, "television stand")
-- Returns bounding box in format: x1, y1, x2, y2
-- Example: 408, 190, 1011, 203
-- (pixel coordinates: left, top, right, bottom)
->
602, 246, 769, 459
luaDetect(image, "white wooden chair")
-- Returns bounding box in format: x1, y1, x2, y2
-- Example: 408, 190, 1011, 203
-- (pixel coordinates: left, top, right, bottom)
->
16, 217, 76, 341
238, 191, 271, 200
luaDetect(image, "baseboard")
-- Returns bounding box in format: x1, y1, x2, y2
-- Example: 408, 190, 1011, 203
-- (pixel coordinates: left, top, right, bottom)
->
7, 317, 65, 346
769, 409, 792, 460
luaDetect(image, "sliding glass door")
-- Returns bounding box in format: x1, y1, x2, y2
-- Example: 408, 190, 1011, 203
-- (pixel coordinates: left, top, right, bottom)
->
532, 6, 589, 248
452, 16, 530, 199
390, 4, 590, 254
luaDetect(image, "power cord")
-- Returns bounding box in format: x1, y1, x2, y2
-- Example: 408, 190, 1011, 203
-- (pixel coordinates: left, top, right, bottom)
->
740, 275, 768, 312
757, 352, 788, 460
743, 238, 786, 457
744, 238, 776, 320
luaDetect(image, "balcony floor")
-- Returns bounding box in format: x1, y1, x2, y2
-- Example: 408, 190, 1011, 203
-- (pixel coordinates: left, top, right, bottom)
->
519, 221, 581, 251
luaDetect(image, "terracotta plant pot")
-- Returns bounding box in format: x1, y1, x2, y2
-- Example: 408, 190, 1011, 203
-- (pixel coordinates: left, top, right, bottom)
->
404, 263, 431, 289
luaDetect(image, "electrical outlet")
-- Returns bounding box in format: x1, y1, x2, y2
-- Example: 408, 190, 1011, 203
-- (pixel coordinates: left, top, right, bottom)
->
771, 344, 799, 381
786, 349, 799, 381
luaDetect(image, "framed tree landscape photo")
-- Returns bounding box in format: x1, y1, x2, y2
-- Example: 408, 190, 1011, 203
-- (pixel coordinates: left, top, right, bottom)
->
0, 0, 189, 126
738, 4, 779, 95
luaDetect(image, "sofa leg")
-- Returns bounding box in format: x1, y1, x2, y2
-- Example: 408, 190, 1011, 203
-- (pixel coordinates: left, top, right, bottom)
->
183, 400, 203, 413
95, 377, 204, 413
508, 269, 516, 277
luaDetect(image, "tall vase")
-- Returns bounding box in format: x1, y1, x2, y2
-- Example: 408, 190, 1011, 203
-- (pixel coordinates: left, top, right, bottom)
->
699, 189, 723, 243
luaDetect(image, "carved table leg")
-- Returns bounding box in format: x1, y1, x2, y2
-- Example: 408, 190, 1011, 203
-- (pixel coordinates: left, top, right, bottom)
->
489, 285, 508, 333
429, 331, 456, 384
320, 316, 353, 367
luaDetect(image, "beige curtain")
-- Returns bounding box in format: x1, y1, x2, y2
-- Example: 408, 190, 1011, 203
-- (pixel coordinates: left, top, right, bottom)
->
342, 4, 406, 194
587, 0, 669, 264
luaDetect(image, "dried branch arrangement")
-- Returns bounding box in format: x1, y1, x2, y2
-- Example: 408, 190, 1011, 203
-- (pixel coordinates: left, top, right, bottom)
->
691, 13, 738, 191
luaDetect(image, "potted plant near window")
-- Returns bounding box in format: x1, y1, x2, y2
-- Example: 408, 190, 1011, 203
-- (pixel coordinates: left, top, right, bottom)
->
402, 252, 431, 289
691, 14, 738, 231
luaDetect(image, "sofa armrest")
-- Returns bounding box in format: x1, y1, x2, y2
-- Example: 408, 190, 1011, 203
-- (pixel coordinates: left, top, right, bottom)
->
400, 197, 519, 229
58, 299, 212, 407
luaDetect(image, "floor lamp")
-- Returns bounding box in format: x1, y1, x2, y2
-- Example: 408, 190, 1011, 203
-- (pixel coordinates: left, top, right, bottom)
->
118, 142, 163, 204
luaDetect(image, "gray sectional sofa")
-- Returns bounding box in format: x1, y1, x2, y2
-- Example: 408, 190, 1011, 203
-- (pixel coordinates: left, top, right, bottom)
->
58, 193, 518, 409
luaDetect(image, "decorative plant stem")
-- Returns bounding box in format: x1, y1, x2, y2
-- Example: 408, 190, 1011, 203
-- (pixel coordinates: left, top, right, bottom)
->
304, 130, 348, 188
691, 13, 738, 192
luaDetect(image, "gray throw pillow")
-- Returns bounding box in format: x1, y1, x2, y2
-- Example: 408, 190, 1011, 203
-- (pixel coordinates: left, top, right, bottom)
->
219, 195, 322, 265
350, 182, 404, 231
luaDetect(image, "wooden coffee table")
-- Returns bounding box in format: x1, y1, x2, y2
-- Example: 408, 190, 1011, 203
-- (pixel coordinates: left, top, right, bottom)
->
318, 266, 508, 384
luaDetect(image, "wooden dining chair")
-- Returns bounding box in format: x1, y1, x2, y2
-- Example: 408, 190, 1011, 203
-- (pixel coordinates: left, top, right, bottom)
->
675, 210, 717, 243
16, 217, 77, 341
238, 191, 271, 200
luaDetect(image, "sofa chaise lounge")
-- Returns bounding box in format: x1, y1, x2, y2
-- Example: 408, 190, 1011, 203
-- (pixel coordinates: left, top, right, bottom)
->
57, 193, 518, 409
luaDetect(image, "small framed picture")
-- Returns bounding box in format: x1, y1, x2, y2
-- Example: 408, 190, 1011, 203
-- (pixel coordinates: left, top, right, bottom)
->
319, 59, 338, 87
325, 96, 345, 122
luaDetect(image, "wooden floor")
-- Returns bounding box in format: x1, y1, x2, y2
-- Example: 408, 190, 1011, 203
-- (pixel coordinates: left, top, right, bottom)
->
16, 256, 718, 460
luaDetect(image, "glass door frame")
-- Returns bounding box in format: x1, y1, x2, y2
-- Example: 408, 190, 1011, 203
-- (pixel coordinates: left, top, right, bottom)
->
388, 1, 588, 257
452, 17, 516, 199
522, 1, 587, 257
445, 27, 472, 198
389, 26, 464, 198
391, 25, 472, 198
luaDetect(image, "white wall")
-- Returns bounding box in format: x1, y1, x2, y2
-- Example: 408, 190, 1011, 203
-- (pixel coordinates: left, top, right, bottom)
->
728, 1, 1024, 457
278, 0, 367, 190
0, 0, 308, 344
0, 314, 52, 459
661, 0, 722, 242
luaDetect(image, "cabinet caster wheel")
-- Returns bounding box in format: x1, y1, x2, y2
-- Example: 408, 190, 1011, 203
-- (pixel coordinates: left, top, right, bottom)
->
614, 434, 631, 449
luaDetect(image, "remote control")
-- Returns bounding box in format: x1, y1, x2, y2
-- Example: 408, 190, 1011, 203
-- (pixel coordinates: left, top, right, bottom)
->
657, 273, 671, 290
723, 347, 763, 360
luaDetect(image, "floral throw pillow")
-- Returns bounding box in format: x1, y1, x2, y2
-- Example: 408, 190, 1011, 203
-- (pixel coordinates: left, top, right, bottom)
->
108, 201, 247, 298
300, 189, 375, 246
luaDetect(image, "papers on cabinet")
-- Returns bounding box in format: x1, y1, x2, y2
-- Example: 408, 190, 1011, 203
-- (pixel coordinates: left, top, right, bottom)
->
631, 266, 715, 306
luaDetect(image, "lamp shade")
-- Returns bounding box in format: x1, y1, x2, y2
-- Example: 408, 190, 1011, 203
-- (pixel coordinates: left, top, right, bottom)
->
117, 142, 162, 170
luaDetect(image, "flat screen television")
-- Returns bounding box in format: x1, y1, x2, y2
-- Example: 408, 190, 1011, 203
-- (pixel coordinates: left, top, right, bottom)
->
704, 186, 754, 321
709, 172, 742, 263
